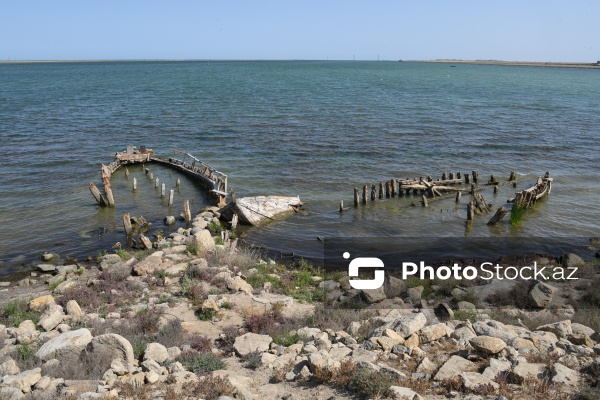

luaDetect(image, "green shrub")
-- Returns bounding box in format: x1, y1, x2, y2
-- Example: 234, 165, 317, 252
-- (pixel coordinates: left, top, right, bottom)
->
116, 249, 129, 261
178, 351, 226, 372
0, 299, 42, 327
349, 367, 395, 399
510, 203, 526, 226
196, 308, 217, 321
452, 309, 480, 322
131, 339, 147, 360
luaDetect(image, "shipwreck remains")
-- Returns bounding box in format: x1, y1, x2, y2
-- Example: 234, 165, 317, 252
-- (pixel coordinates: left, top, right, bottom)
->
88, 146, 228, 208
219, 196, 303, 226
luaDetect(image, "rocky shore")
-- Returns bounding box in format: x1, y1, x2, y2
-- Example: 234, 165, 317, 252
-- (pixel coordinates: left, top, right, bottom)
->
0, 207, 599, 399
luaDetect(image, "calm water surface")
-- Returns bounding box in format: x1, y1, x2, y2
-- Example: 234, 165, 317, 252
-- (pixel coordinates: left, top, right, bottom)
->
0, 61, 598, 276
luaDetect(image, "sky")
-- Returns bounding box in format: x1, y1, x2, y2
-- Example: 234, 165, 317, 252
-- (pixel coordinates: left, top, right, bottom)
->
1, 1, 598, 62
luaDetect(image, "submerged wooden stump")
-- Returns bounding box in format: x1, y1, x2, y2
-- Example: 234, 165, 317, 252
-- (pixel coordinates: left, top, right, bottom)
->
89, 183, 108, 207
487, 206, 508, 226
123, 213, 133, 235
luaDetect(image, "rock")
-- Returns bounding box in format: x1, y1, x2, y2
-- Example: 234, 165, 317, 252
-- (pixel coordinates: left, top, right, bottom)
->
550, 362, 580, 386
0, 358, 20, 375
407, 286, 424, 303
482, 358, 511, 380
562, 253, 584, 268
193, 230, 216, 255
571, 323, 595, 337
351, 348, 378, 364
536, 320, 572, 339
35, 328, 93, 361
510, 363, 546, 383
404, 333, 419, 349
143, 342, 169, 363
132, 254, 163, 276
145, 370, 160, 384
451, 326, 477, 343
361, 287, 387, 303
37, 304, 64, 331
234, 333, 273, 357
0, 387, 24, 399
226, 276, 253, 295
52, 279, 77, 294
416, 357, 437, 374
164, 216, 176, 225
460, 372, 499, 391
436, 302, 454, 319
141, 359, 163, 375
472, 320, 518, 342
376, 336, 397, 352
418, 323, 449, 343
389, 312, 428, 338
111, 358, 135, 376
529, 281, 556, 308
66, 300, 83, 317
36, 264, 56, 273
469, 336, 506, 354
384, 276, 406, 299
28, 295, 56, 311
389, 386, 423, 400
87, 334, 135, 365
2, 367, 41, 392
434, 355, 477, 380
509, 337, 538, 352
382, 328, 405, 344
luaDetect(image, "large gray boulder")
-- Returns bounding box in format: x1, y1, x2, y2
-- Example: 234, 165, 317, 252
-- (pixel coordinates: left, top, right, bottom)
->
37, 304, 65, 331
469, 336, 506, 354
434, 355, 477, 380
143, 343, 169, 363
389, 313, 427, 338
193, 230, 215, 255
86, 333, 135, 365
2, 368, 41, 393
562, 253, 584, 268
529, 281, 556, 308
35, 329, 93, 361
233, 333, 272, 357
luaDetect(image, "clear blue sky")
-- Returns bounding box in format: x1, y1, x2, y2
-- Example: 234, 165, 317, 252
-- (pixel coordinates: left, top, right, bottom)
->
1, 1, 598, 62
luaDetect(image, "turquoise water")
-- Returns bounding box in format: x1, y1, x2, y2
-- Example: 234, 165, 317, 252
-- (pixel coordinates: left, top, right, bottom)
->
0, 61, 598, 275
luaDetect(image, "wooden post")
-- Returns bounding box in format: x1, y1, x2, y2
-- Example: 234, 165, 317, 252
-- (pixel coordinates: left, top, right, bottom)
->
455, 191, 461, 203
379, 182, 384, 199
449, 172, 454, 180
362, 185, 368, 205
161, 183, 166, 197
339, 200, 344, 212
391, 179, 397, 197
442, 172, 447, 180
422, 194, 428, 207
489, 175, 496, 183
133, 177, 137, 190
487, 206, 508, 226
169, 189, 174, 207
457, 172, 462, 179
385, 181, 391, 198
493, 185, 498, 194
145, 168, 149, 175
140, 234, 153, 250
465, 173, 470, 184
467, 200, 475, 221
88, 182, 108, 206
509, 171, 516, 181
354, 187, 359, 207
513, 182, 517, 188
176, 178, 181, 189
101, 164, 115, 207
150, 172, 153, 180
230, 188, 236, 201
472, 170, 479, 184
184, 200, 191, 223
427, 176, 433, 182
231, 214, 238, 230
371, 185, 376, 201
155, 177, 159, 188
123, 213, 132, 235
125, 167, 129, 178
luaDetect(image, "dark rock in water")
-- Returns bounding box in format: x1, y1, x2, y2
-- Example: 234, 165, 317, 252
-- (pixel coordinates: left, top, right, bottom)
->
36, 264, 57, 273
81, 227, 108, 238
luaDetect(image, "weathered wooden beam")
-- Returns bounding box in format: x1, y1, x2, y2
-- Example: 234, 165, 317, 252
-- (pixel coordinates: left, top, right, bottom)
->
487, 206, 508, 226
354, 187, 359, 207
123, 213, 133, 235
133, 177, 137, 190
89, 183, 107, 207
362, 185, 368, 205
169, 190, 174, 207
184, 200, 191, 223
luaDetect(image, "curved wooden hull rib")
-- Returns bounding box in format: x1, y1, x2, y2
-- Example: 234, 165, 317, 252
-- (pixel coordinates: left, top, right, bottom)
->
219, 196, 303, 226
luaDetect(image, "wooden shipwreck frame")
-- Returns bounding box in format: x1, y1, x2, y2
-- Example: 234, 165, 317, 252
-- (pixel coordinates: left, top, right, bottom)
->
88, 146, 228, 208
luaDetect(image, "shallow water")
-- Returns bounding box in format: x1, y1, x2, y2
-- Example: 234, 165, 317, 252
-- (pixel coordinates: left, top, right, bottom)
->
0, 61, 598, 276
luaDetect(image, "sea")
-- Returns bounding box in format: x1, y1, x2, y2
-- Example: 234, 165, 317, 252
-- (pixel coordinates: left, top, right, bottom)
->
0, 60, 599, 277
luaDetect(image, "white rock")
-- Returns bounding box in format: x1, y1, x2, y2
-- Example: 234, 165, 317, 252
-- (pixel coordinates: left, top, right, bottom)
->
143, 342, 169, 363
233, 333, 273, 357
35, 328, 93, 361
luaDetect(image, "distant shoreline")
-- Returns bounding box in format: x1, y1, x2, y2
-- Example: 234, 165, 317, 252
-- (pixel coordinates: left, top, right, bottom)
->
421, 59, 600, 69
1, 58, 600, 69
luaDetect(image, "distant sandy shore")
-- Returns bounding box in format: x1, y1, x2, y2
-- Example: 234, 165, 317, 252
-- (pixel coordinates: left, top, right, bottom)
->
422, 59, 600, 69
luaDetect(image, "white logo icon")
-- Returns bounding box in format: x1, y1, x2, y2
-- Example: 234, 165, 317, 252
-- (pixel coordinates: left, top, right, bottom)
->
345, 252, 385, 290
